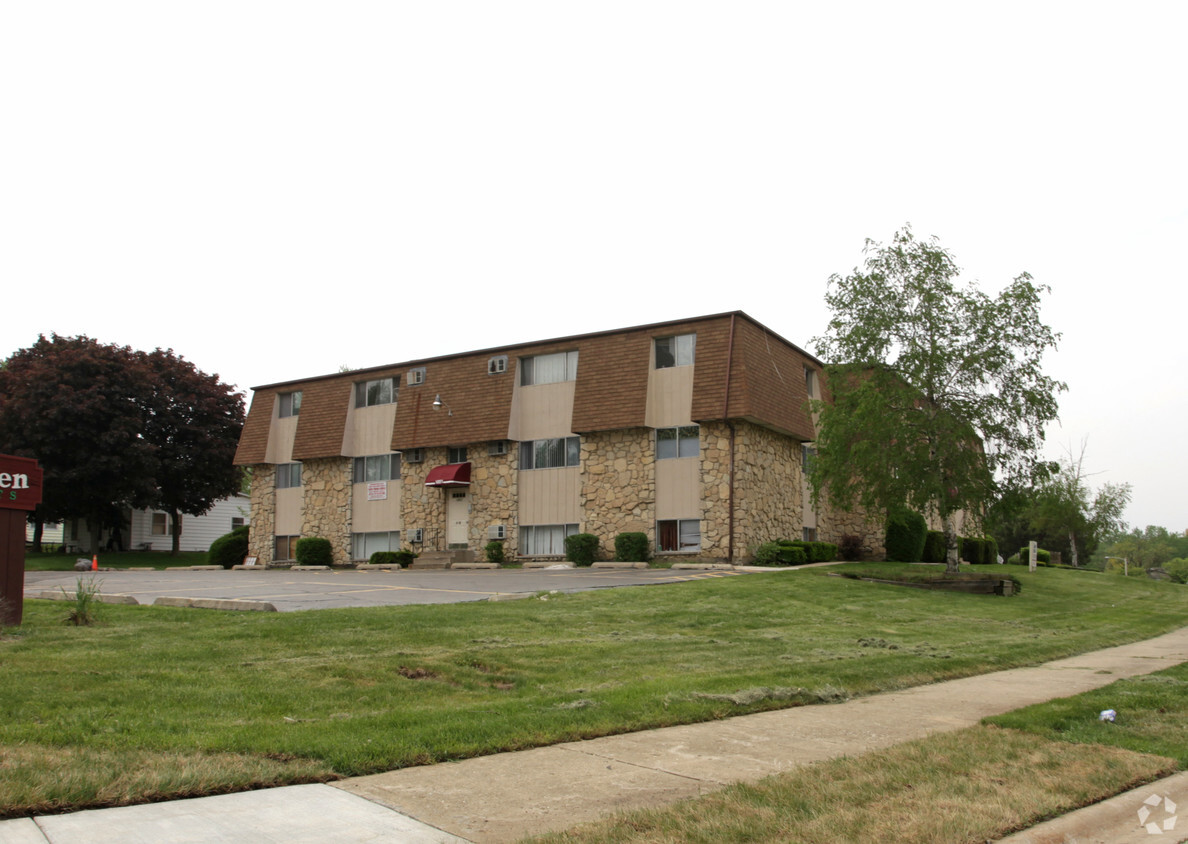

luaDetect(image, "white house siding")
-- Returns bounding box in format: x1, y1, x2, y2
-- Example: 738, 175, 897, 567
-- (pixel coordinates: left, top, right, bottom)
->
24, 522, 65, 544
129, 495, 251, 552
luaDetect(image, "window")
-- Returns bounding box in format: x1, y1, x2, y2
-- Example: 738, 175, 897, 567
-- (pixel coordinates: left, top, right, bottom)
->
519, 436, 580, 470
279, 391, 302, 418
276, 463, 302, 489
351, 531, 401, 560
804, 366, 819, 400
488, 441, 508, 456
151, 513, 169, 536
488, 355, 507, 374
404, 448, 425, 464
655, 334, 695, 369
656, 426, 699, 459
802, 444, 816, 475
803, 527, 818, 542
275, 535, 299, 561
447, 447, 468, 464
519, 524, 578, 556
352, 454, 401, 483
657, 519, 700, 552
355, 377, 398, 408
231, 517, 245, 530
407, 367, 426, 386
520, 350, 579, 386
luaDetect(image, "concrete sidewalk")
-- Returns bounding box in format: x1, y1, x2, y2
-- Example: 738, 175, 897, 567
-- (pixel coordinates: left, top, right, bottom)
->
4, 627, 1188, 844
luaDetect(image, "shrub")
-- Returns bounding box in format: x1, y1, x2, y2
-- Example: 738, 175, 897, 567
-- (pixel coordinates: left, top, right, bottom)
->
368, 551, 402, 566
984, 536, 999, 564
1017, 546, 1051, 566
614, 532, 650, 563
922, 531, 946, 563
565, 533, 599, 566
484, 540, 506, 565
884, 509, 927, 562
783, 546, 808, 565
816, 542, 838, 562
753, 542, 781, 566
295, 537, 333, 565
838, 534, 864, 561
207, 526, 249, 569
963, 537, 985, 564
1159, 558, 1188, 583
393, 549, 418, 567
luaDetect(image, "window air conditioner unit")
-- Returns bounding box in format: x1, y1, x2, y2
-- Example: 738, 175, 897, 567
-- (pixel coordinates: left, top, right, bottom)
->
408, 528, 423, 544
488, 525, 506, 541
488, 356, 507, 374
487, 441, 508, 456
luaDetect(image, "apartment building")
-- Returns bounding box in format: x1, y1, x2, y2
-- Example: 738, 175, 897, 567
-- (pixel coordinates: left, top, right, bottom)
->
232, 312, 870, 566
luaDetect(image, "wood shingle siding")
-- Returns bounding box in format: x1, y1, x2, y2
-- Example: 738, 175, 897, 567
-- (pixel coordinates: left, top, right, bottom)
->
233, 389, 277, 465
292, 378, 356, 460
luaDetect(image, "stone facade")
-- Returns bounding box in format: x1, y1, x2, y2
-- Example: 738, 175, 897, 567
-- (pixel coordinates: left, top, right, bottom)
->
468, 444, 517, 559
728, 421, 803, 558
579, 428, 656, 560
246, 462, 275, 563
400, 448, 448, 550
817, 497, 886, 561
298, 457, 353, 565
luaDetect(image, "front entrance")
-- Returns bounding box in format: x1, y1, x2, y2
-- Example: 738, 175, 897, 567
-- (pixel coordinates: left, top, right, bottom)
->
447, 490, 470, 547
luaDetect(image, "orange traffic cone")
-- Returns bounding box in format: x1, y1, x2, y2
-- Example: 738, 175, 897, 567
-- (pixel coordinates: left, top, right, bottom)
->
91, 555, 98, 571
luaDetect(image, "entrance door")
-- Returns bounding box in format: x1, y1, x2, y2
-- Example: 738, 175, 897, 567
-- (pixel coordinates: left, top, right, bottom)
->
447, 490, 470, 546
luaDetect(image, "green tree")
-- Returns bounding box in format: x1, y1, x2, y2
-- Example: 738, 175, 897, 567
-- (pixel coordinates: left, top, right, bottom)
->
810, 226, 1066, 573
1102, 525, 1179, 570
1029, 442, 1130, 567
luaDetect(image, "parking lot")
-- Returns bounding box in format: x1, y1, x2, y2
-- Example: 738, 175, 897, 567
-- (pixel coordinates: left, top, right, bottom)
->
23, 566, 747, 611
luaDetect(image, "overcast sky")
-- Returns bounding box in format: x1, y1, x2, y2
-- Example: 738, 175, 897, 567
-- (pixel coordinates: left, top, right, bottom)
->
2, 3, 1184, 532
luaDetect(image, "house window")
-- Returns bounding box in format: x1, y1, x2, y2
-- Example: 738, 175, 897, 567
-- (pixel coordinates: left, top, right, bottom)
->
279, 391, 302, 418
407, 367, 426, 386
520, 350, 579, 386
655, 334, 695, 369
488, 355, 508, 374
355, 377, 398, 408
352, 454, 401, 483
351, 531, 401, 560
404, 448, 425, 464
151, 513, 169, 536
656, 426, 699, 459
276, 463, 302, 489
804, 366, 819, 399
519, 437, 580, 470
519, 524, 578, 556
275, 535, 299, 561
803, 527, 818, 542
231, 517, 245, 530
447, 447, 468, 464
657, 519, 700, 552
802, 444, 816, 475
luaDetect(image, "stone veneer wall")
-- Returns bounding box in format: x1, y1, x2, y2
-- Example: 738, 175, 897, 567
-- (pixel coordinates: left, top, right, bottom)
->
299, 457, 353, 565
726, 421, 803, 559
247, 463, 276, 563
579, 428, 655, 560
400, 448, 448, 550
468, 444, 518, 559
817, 499, 886, 561
698, 421, 731, 560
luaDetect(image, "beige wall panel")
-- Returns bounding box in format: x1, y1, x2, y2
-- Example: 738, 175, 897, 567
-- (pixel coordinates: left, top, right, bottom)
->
265, 416, 298, 464
518, 467, 581, 524
644, 366, 695, 428
508, 381, 576, 442
275, 487, 303, 535
351, 483, 403, 532
655, 457, 700, 520
343, 403, 398, 456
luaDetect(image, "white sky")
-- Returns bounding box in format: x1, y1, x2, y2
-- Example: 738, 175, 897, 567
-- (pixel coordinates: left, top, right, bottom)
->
2, 2, 1184, 531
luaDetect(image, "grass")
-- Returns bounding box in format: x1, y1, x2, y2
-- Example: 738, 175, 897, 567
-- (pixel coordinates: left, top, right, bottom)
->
23, 550, 208, 571
529, 639, 1188, 844
2, 563, 1187, 819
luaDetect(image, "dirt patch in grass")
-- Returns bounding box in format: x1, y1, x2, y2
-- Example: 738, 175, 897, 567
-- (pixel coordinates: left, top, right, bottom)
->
527, 725, 1175, 844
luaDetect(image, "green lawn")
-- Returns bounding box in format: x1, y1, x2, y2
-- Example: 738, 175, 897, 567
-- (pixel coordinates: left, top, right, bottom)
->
22, 550, 209, 571
2, 563, 1186, 818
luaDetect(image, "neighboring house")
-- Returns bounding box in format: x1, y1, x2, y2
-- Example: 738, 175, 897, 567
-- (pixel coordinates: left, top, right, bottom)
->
232, 312, 879, 566
60, 494, 250, 553
25, 522, 64, 546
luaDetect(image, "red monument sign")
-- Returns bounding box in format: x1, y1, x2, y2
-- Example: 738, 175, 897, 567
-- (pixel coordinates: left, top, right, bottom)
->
0, 454, 44, 625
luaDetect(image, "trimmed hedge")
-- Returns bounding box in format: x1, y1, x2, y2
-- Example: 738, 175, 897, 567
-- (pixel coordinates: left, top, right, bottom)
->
368, 551, 403, 566
207, 526, 249, 569
1017, 546, 1052, 565
484, 540, 506, 565
565, 533, 599, 566
885, 509, 927, 562
295, 537, 333, 565
615, 532, 650, 563
962, 537, 985, 564
985, 536, 999, 564
753, 542, 781, 566
922, 531, 946, 563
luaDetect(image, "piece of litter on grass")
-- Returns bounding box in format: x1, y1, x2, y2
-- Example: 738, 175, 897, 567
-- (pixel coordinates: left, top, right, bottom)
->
1099, 709, 1116, 722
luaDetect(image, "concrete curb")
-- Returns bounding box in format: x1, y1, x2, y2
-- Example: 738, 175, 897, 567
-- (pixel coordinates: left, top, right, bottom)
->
290, 565, 332, 571
351, 564, 403, 571
486, 593, 534, 602
29, 591, 139, 605
591, 562, 647, 569
669, 563, 734, 570
152, 597, 278, 612
452, 563, 499, 570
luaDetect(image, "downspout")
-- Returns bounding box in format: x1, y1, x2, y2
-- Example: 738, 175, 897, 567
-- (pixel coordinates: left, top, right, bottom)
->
723, 314, 737, 563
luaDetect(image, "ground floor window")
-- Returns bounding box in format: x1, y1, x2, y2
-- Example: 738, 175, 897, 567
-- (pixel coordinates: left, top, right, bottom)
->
275, 535, 299, 561
803, 527, 818, 542
657, 519, 700, 552
151, 512, 170, 536
519, 524, 578, 556
352, 531, 401, 560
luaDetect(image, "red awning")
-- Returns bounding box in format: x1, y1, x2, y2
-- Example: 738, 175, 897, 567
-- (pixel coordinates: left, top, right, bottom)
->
424, 462, 471, 488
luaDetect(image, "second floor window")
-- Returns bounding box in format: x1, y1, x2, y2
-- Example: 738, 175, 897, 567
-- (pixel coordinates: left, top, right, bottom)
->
656, 426, 699, 459
355, 377, 398, 408
520, 350, 578, 386
353, 454, 401, 483
277, 463, 302, 489
519, 437, 580, 470
447, 447, 468, 464
655, 334, 695, 368
279, 391, 302, 418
